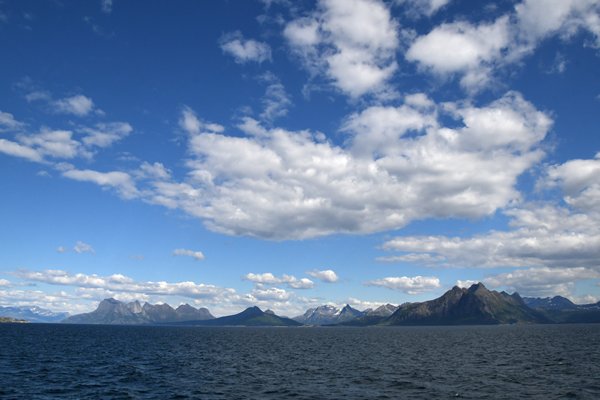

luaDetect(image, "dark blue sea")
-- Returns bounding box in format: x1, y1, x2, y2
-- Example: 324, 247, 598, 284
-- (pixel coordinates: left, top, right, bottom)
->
1, 324, 600, 399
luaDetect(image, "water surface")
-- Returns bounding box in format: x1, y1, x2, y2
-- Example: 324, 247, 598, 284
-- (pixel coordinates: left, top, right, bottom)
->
1, 324, 599, 399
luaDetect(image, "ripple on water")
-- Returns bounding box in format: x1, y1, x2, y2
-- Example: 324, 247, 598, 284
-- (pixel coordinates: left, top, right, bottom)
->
0, 324, 600, 399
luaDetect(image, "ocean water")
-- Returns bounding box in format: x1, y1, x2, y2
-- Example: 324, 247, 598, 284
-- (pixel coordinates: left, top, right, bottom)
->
1, 324, 600, 399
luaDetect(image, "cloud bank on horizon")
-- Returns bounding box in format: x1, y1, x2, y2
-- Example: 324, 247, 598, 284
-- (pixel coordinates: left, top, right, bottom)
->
0, 0, 599, 315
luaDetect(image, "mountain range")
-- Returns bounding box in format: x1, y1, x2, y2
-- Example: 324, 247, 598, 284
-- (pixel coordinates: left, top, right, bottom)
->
4, 283, 600, 326
63, 299, 214, 325
0, 305, 69, 323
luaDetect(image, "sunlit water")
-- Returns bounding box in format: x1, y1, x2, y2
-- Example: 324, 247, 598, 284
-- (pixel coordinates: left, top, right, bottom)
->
1, 323, 600, 399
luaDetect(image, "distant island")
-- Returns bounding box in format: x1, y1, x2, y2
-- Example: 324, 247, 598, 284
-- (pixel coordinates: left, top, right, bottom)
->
0, 316, 28, 323
3, 283, 600, 326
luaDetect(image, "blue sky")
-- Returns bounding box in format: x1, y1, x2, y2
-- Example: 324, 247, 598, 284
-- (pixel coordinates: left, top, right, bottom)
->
1, 0, 600, 316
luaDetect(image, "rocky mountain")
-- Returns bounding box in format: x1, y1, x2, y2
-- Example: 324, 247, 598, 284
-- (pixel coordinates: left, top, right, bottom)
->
0, 305, 69, 323
294, 304, 364, 325
524, 296, 600, 323
384, 283, 549, 325
177, 306, 302, 327
523, 296, 579, 311
63, 298, 214, 325
365, 304, 399, 317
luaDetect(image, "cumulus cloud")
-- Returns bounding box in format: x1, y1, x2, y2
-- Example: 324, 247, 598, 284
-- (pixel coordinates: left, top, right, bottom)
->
73, 241, 95, 254
365, 275, 441, 294
307, 269, 339, 283
15, 269, 235, 302
0, 279, 10, 287
173, 248, 205, 261
56, 246, 67, 253
134, 92, 549, 239
284, 0, 399, 97
456, 279, 478, 289
220, 32, 271, 63
406, 0, 600, 91
244, 272, 314, 289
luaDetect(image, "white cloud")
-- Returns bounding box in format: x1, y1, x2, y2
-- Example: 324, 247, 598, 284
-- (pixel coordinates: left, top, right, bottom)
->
406, 17, 510, 91
61, 167, 139, 199
244, 272, 314, 289
284, 0, 399, 98
307, 269, 339, 283
456, 279, 478, 289
56, 246, 67, 253
140, 92, 548, 239
179, 106, 224, 136
73, 241, 95, 254
406, 0, 600, 91
259, 73, 292, 123
15, 269, 235, 302
173, 248, 205, 261
52, 95, 95, 116
484, 267, 600, 298
250, 286, 291, 301
382, 150, 600, 272
80, 122, 133, 148
0, 138, 43, 162
0, 110, 24, 131
395, 0, 452, 17
17, 129, 89, 160
220, 32, 272, 63
365, 275, 441, 294
0, 279, 10, 287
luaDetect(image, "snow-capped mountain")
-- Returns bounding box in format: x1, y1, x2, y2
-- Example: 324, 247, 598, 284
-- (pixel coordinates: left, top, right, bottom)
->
294, 304, 364, 325
0, 305, 69, 323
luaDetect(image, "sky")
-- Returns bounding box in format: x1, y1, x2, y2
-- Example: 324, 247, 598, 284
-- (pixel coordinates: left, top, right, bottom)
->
1, 0, 600, 317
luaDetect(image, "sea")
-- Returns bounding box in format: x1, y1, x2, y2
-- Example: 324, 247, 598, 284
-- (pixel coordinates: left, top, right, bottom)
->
1, 323, 600, 399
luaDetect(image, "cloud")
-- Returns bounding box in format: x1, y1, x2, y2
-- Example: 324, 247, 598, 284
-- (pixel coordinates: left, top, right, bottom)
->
15, 269, 235, 302
284, 0, 399, 98
80, 122, 133, 148
406, 17, 510, 90
456, 279, 478, 289
61, 167, 139, 199
136, 92, 548, 239
484, 267, 600, 298
56, 246, 67, 253
307, 269, 339, 283
244, 272, 314, 289
179, 106, 224, 136
101, 0, 113, 13
220, 32, 271, 63
0, 138, 43, 162
259, 73, 292, 123
0, 279, 10, 287
0, 110, 25, 131
250, 286, 291, 301
17, 129, 90, 160
395, 0, 452, 17
73, 241, 95, 254
365, 275, 441, 294
173, 248, 205, 261
405, 0, 600, 91
381, 150, 600, 272
52, 95, 95, 116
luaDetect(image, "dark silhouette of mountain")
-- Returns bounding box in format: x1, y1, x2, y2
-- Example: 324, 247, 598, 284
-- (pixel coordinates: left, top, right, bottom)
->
63, 299, 214, 325
0, 305, 69, 323
294, 304, 364, 325
384, 283, 549, 325
177, 306, 302, 327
